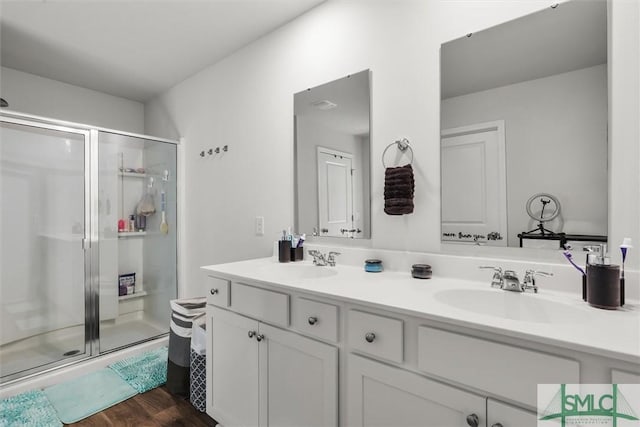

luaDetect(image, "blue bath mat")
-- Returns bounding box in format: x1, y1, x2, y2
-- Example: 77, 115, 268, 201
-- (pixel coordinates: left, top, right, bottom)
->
43, 368, 137, 424
0, 390, 61, 427
109, 346, 168, 393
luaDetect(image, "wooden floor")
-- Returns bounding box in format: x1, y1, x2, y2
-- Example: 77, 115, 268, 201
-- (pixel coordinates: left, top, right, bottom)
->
70, 386, 217, 427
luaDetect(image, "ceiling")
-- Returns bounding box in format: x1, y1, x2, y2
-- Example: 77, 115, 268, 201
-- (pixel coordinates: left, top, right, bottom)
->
0, 0, 326, 102
441, 0, 607, 99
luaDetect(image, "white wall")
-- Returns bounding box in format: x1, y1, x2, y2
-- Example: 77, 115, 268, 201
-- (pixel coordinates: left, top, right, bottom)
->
442, 65, 608, 247
145, 0, 640, 298
1, 67, 144, 133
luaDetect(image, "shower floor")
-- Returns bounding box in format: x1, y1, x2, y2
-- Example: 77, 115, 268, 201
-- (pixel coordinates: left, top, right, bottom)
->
0, 317, 166, 382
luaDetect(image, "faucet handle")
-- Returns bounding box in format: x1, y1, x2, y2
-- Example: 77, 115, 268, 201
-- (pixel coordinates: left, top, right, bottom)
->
524, 269, 553, 278
479, 266, 503, 273
522, 270, 553, 293
479, 266, 504, 288
327, 251, 340, 266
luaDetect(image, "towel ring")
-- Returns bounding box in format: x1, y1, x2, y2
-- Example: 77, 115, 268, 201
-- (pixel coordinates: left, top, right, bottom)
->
382, 138, 414, 168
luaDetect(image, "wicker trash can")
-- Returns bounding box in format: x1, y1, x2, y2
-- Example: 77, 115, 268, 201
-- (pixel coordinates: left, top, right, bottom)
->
167, 297, 206, 396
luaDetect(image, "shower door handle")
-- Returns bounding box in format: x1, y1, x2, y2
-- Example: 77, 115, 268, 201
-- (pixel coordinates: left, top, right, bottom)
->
82, 238, 90, 250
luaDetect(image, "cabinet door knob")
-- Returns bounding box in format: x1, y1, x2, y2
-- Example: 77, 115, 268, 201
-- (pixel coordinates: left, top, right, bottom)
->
466, 413, 479, 427
256, 333, 265, 342
491, 423, 504, 427
308, 316, 318, 325
210, 288, 218, 295
248, 330, 255, 339
365, 332, 376, 343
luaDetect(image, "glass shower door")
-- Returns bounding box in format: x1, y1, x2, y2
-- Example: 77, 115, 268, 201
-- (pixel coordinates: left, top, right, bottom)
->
98, 131, 176, 353
0, 118, 90, 381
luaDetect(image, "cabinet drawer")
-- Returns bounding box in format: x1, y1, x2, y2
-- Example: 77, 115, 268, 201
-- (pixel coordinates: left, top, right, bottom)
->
418, 327, 580, 407
611, 369, 640, 384
206, 276, 230, 307
488, 399, 536, 427
292, 297, 339, 343
348, 310, 403, 363
231, 282, 289, 327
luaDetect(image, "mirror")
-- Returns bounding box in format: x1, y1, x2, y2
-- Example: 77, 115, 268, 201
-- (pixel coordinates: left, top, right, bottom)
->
440, 0, 607, 250
294, 70, 371, 239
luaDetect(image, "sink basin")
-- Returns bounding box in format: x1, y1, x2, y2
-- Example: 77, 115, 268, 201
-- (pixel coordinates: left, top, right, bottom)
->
434, 289, 591, 323
274, 264, 338, 280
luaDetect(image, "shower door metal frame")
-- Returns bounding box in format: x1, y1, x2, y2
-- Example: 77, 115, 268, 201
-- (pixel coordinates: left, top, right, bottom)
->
0, 115, 95, 383
0, 110, 180, 386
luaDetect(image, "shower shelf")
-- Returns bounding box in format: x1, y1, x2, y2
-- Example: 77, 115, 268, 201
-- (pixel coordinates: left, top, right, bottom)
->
118, 231, 147, 238
118, 290, 148, 301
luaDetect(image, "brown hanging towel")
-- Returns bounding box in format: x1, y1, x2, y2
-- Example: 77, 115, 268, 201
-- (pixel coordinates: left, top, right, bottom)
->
384, 164, 414, 215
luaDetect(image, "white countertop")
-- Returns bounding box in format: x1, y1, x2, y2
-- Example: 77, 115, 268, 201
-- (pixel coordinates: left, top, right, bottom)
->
202, 257, 640, 364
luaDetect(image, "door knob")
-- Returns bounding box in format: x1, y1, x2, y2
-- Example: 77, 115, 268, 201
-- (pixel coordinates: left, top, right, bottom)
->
365, 332, 376, 343
248, 330, 255, 339
256, 333, 265, 342
308, 316, 318, 325
466, 413, 479, 427
210, 288, 218, 295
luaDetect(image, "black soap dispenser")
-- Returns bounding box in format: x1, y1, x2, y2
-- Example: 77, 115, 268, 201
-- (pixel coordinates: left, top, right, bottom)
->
585, 244, 622, 309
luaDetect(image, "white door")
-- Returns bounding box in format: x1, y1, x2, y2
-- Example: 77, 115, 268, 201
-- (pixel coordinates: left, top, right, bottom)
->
441, 121, 507, 246
209, 307, 260, 427
347, 354, 486, 427
487, 399, 537, 427
259, 323, 338, 427
317, 147, 353, 237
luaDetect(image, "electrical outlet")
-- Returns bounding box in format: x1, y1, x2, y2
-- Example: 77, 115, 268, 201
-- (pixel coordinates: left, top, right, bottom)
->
255, 216, 265, 236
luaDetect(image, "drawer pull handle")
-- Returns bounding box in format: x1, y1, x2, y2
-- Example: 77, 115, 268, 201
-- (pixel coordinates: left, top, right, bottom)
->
308, 316, 318, 325
365, 332, 376, 343
210, 288, 219, 295
466, 413, 479, 427
256, 333, 265, 342
491, 424, 504, 427
248, 330, 256, 339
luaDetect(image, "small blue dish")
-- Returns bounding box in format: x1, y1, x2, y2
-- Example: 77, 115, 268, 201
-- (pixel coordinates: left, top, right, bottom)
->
364, 259, 383, 273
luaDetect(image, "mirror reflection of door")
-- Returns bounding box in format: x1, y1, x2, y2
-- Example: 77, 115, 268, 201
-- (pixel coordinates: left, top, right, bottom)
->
294, 70, 371, 239
441, 121, 507, 246
439, 0, 607, 249
317, 147, 353, 237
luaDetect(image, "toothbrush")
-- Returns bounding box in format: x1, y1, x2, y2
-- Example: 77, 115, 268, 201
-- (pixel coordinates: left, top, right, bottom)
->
620, 238, 632, 306
563, 250, 588, 301
562, 250, 586, 276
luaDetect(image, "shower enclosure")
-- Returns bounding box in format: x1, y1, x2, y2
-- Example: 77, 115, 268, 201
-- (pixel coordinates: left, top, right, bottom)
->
0, 112, 178, 384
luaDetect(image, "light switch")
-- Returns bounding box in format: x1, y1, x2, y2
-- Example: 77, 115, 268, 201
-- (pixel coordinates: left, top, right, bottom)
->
255, 216, 264, 236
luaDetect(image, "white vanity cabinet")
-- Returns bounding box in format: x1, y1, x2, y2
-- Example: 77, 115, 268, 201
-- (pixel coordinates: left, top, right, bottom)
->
203, 261, 639, 427
208, 307, 260, 426
487, 399, 537, 427
207, 300, 338, 427
347, 354, 486, 427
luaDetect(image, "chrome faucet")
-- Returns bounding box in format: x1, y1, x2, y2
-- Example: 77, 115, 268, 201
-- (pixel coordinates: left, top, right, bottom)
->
521, 269, 553, 293
479, 266, 503, 288
308, 250, 327, 266
479, 266, 552, 293
327, 251, 341, 267
308, 250, 340, 266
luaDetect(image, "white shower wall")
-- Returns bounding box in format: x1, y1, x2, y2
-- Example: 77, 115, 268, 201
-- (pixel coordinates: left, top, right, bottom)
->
0, 126, 86, 346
